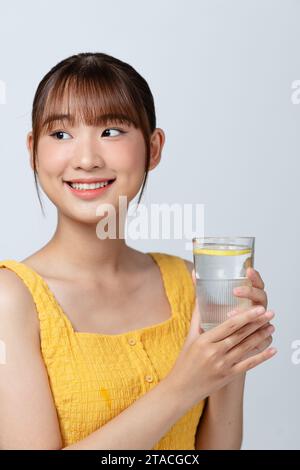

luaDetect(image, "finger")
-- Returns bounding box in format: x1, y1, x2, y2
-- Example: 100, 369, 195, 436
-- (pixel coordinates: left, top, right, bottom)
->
191, 269, 204, 332
205, 305, 266, 342
230, 346, 277, 375
192, 268, 196, 285
233, 285, 268, 308
237, 336, 273, 361
226, 323, 275, 364
191, 296, 201, 331
245, 335, 273, 358
246, 267, 265, 289
221, 311, 275, 352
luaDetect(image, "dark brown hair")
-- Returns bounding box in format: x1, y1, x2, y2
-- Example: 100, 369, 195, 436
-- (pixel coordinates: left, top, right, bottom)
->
31, 52, 157, 216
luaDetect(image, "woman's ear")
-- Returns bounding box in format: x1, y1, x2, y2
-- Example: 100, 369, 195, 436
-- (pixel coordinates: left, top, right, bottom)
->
148, 128, 166, 171
26, 131, 34, 171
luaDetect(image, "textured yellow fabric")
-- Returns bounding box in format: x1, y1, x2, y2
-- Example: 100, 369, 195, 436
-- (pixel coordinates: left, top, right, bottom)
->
0, 252, 206, 449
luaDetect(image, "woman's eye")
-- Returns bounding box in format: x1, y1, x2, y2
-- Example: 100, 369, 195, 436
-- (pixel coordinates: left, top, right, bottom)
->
102, 128, 124, 137
50, 131, 71, 140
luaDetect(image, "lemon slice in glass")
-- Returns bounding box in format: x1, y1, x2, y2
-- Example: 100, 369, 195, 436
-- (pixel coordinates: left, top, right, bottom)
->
193, 248, 252, 256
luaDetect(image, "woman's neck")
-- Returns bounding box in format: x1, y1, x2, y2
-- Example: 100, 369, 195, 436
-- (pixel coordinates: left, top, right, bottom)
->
31, 211, 135, 282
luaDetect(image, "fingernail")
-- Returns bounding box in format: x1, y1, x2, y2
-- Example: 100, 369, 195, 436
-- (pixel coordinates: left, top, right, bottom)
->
268, 347, 277, 355
267, 325, 275, 334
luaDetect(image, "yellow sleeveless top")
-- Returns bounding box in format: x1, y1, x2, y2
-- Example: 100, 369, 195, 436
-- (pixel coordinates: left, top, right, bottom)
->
0, 252, 206, 449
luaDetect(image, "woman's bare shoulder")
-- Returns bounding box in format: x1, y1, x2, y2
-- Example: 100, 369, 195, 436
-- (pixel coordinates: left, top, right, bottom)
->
0, 268, 40, 335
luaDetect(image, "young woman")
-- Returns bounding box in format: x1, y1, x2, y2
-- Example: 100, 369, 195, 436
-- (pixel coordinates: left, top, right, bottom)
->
0, 52, 276, 450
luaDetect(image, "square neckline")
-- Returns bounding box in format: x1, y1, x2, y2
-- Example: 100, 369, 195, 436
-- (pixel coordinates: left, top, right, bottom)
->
12, 252, 179, 338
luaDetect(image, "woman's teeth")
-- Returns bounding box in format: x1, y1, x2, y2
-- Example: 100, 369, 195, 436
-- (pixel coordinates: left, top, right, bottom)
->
69, 181, 110, 190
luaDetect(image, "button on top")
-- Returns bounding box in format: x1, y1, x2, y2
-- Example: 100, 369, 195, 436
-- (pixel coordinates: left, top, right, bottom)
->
128, 338, 136, 346
145, 375, 153, 383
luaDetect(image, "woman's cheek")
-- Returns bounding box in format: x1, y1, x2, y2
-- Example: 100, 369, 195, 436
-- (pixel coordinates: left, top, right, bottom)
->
36, 154, 68, 199
39, 146, 70, 178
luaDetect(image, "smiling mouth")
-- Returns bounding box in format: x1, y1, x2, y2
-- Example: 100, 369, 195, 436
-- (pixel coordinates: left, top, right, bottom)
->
65, 179, 116, 190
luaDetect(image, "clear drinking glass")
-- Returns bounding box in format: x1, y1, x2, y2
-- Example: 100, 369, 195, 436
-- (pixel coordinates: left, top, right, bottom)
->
192, 236, 255, 331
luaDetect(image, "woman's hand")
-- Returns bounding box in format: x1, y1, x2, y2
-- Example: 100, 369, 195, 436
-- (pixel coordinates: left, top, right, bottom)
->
230, 268, 273, 359
165, 271, 277, 410
192, 266, 274, 359
233, 267, 268, 309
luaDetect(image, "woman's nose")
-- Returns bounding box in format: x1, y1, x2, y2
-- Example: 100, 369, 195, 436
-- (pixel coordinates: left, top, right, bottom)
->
72, 136, 106, 170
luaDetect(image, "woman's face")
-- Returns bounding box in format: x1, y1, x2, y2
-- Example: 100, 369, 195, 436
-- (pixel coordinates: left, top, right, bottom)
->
27, 114, 165, 224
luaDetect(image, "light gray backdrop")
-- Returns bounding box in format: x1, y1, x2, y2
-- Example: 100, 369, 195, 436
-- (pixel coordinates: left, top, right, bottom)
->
0, 0, 299, 450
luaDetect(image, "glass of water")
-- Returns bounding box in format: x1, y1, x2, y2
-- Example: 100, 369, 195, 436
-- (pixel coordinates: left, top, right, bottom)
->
192, 236, 255, 332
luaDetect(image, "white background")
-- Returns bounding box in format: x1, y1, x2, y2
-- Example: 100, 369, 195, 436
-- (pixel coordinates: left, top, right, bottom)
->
0, 0, 299, 449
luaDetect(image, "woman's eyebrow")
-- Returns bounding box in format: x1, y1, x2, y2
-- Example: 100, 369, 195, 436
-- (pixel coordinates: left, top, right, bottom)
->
43, 113, 136, 127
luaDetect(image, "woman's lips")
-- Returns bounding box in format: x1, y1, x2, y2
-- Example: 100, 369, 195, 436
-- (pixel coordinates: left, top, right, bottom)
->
64, 180, 115, 200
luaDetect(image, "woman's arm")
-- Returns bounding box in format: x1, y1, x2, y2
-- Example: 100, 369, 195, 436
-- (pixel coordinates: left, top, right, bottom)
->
0, 270, 192, 450
195, 372, 245, 450
0, 270, 63, 450
64, 377, 185, 450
